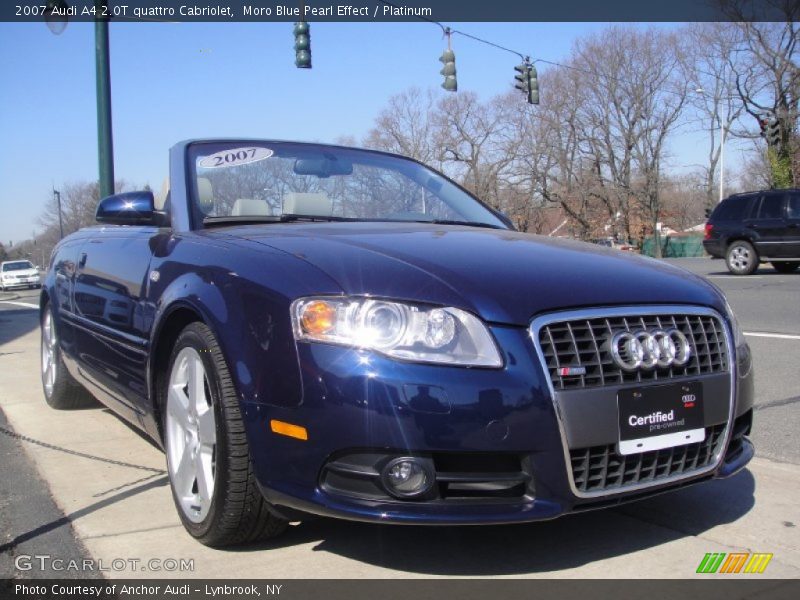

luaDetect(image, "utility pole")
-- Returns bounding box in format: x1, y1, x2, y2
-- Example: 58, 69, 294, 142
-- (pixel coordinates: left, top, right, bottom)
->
95, 0, 115, 199
719, 98, 726, 204
45, 1, 115, 199
54, 189, 64, 239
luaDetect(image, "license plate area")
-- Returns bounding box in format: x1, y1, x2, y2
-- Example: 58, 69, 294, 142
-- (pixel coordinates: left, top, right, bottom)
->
617, 381, 705, 456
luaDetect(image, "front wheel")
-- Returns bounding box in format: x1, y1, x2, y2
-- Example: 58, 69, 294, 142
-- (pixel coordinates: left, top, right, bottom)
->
726, 241, 759, 275
163, 322, 288, 547
771, 261, 799, 274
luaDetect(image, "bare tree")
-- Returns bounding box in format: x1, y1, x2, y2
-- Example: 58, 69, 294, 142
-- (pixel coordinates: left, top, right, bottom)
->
434, 91, 523, 210
33, 180, 128, 269
573, 26, 690, 254
683, 23, 748, 208
734, 140, 775, 191
363, 87, 444, 168
725, 2, 800, 185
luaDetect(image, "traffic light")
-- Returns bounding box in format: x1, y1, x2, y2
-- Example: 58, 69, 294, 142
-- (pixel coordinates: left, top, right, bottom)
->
514, 62, 539, 105
293, 22, 311, 69
528, 63, 539, 105
439, 49, 457, 92
765, 117, 781, 148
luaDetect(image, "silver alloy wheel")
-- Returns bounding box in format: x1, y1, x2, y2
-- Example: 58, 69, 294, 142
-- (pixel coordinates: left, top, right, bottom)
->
41, 310, 57, 396
729, 245, 753, 272
166, 347, 217, 523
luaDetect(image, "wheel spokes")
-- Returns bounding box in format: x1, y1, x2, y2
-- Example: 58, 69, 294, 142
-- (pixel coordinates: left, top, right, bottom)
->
173, 444, 196, 496
167, 385, 192, 431
195, 447, 214, 502
166, 346, 217, 523
187, 354, 206, 412
41, 312, 57, 393
197, 407, 216, 443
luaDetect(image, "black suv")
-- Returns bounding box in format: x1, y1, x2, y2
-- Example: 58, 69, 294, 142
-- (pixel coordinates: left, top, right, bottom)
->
704, 189, 800, 275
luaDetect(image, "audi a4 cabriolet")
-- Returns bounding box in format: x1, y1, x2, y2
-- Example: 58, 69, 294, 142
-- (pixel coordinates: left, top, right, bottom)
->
40, 139, 754, 547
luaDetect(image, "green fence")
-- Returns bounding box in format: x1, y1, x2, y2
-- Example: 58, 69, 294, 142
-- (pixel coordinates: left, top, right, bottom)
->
641, 234, 705, 258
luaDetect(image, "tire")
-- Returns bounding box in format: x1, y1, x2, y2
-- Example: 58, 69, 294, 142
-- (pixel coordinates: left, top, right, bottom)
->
771, 261, 799, 274
726, 241, 759, 275
162, 322, 288, 547
41, 306, 96, 409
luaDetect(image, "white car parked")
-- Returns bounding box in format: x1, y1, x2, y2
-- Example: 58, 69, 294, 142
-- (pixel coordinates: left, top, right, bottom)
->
0, 260, 41, 291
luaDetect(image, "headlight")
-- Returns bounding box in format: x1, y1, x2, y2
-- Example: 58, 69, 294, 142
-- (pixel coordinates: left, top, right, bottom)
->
291, 297, 503, 367
723, 299, 746, 348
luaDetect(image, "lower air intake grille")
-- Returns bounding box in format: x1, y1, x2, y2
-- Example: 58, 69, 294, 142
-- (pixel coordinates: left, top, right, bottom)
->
569, 424, 726, 494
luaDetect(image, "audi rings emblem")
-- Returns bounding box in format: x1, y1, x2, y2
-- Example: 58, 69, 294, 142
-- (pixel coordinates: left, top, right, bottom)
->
610, 328, 692, 371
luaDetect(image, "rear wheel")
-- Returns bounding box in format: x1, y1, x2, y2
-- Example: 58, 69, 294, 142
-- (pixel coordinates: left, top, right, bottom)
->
726, 241, 759, 275
41, 306, 95, 409
163, 322, 288, 547
771, 261, 799, 274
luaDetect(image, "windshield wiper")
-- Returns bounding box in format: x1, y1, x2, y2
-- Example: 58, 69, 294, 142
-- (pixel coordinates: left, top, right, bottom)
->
277, 214, 361, 223
203, 215, 282, 227
420, 219, 506, 230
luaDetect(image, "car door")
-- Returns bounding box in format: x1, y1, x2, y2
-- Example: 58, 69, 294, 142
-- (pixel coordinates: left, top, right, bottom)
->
72, 226, 162, 423
747, 192, 787, 258
785, 193, 800, 257
49, 238, 86, 373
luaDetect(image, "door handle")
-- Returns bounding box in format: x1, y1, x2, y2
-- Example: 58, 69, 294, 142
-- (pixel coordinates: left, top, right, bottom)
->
78, 252, 87, 269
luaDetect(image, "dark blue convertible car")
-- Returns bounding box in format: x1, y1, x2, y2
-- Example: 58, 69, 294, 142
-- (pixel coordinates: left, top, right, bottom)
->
41, 140, 754, 547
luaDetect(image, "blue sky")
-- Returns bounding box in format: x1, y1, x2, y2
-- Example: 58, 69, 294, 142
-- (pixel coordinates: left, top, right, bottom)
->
0, 20, 741, 245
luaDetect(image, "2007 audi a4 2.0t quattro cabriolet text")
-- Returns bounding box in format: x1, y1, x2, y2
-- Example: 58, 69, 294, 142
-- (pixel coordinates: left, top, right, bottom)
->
40, 140, 755, 546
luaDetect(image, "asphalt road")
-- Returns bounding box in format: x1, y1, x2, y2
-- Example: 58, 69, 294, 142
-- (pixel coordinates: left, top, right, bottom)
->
0, 260, 798, 579
0, 409, 99, 579
668, 258, 800, 465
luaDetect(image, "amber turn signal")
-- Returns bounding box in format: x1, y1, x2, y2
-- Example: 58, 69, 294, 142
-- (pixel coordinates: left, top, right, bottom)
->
299, 300, 336, 335
270, 419, 308, 441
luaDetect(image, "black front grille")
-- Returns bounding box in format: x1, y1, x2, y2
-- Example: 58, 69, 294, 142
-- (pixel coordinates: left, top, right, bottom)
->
569, 424, 726, 494
539, 313, 729, 390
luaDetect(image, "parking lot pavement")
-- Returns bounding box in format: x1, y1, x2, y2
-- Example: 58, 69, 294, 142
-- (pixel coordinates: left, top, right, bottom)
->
1, 276, 799, 579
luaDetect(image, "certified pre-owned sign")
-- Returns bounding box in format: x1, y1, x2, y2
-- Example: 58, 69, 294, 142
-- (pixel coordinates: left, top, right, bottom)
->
617, 381, 705, 455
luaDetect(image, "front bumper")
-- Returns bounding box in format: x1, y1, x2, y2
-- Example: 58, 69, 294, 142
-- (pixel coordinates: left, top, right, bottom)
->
1, 276, 40, 288
241, 320, 754, 525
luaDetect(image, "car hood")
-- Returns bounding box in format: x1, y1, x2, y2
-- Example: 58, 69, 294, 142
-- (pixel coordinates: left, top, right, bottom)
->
3, 269, 37, 276
218, 222, 724, 326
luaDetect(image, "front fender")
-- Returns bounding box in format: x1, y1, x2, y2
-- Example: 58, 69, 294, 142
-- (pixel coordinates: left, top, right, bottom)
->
145, 235, 344, 430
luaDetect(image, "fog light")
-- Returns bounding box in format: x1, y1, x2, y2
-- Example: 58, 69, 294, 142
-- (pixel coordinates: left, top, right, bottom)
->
381, 457, 434, 499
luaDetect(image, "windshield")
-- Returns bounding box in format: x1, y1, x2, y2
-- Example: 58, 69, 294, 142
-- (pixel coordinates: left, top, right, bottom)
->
188, 142, 506, 229
2, 261, 34, 272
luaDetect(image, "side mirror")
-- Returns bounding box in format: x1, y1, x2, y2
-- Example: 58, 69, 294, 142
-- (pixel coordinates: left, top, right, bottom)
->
704, 208, 712, 219
96, 191, 166, 226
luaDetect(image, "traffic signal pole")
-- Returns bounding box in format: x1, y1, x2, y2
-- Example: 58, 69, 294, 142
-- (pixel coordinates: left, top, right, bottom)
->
95, 2, 115, 199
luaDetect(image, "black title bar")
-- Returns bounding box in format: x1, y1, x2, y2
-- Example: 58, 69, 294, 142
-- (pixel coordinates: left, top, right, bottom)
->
2, 0, 796, 23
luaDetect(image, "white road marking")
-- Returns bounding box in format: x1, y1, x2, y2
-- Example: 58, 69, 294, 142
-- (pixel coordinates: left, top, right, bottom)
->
744, 331, 800, 341
0, 300, 38, 309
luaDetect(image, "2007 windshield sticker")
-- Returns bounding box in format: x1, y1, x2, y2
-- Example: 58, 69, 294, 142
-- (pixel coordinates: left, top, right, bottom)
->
199, 147, 274, 169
